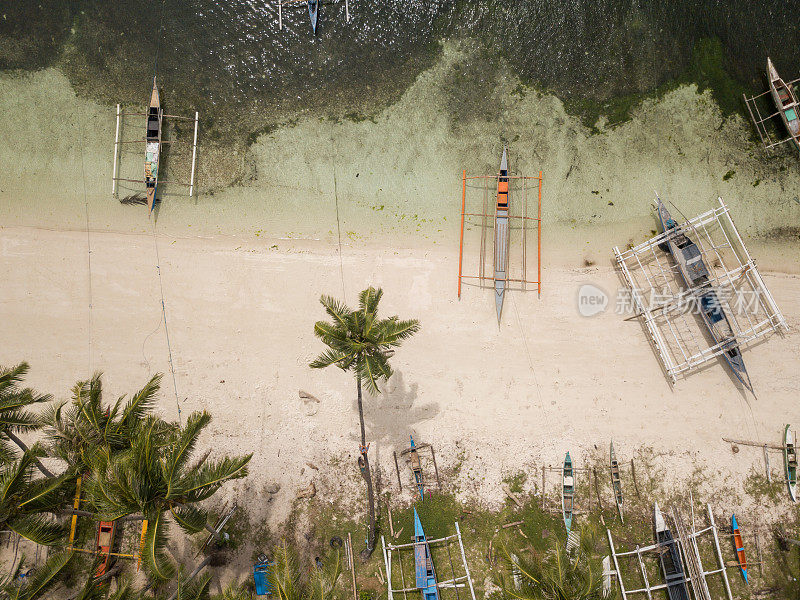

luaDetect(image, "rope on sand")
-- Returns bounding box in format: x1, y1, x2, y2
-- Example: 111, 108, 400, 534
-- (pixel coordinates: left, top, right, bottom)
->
80, 116, 93, 376
151, 220, 182, 424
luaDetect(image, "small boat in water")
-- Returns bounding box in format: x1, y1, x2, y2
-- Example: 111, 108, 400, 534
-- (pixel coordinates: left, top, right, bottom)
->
413, 509, 440, 600
609, 441, 624, 523
144, 77, 163, 213
731, 513, 748, 583
308, 0, 319, 33
785, 424, 797, 502
654, 503, 690, 600
494, 146, 510, 322
562, 452, 574, 533
656, 198, 752, 392
767, 58, 800, 153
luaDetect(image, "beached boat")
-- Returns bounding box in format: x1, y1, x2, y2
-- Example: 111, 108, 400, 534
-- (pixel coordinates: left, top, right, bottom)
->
654, 502, 689, 600
731, 513, 748, 583
656, 199, 753, 392
562, 452, 574, 533
144, 77, 163, 214
409, 435, 424, 500
494, 146, 510, 322
413, 509, 440, 600
609, 441, 624, 523
95, 520, 116, 578
308, 0, 319, 33
785, 424, 797, 502
767, 58, 800, 153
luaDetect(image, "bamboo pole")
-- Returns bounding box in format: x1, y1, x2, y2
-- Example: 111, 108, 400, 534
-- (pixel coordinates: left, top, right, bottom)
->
68, 476, 82, 548
458, 170, 466, 298
189, 111, 199, 197
345, 0, 350, 21
348, 532, 357, 600
537, 171, 541, 296
137, 519, 148, 572
278, 0, 282, 29
112, 104, 121, 197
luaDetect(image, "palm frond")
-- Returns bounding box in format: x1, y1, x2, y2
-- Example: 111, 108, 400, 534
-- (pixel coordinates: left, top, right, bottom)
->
379, 317, 421, 344
142, 511, 176, 581
309, 348, 350, 370
319, 295, 351, 328
269, 539, 302, 600
182, 455, 251, 502
358, 287, 383, 315
6, 515, 64, 546
116, 373, 162, 435
165, 411, 211, 498
170, 504, 208, 535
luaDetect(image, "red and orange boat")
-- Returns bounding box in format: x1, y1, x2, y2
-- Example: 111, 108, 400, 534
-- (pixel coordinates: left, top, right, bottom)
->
95, 520, 116, 578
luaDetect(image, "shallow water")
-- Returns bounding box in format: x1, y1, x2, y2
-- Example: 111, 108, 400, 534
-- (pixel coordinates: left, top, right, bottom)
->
4, 0, 799, 139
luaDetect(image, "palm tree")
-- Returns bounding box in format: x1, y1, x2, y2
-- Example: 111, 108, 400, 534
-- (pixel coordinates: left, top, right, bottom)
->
310, 287, 420, 556
0, 363, 53, 476
0, 445, 67, 545
86, 410, 251, 582
500, 527, 604, 600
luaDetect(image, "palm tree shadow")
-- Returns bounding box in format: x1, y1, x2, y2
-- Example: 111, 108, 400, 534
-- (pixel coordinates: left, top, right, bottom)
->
357, 370, 439, 448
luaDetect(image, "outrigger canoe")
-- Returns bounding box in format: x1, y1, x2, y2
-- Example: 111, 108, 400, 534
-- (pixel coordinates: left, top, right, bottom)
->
731, 513, 748, 583
562, 452, 574, 533
494, 146, 510, 322
413, 509, 440, 600
785, 424, 797, 502
308, 0, 319, 33
654, 503, 690, 600
656, 198, 753, 392
767, 58, 800, 153
610, 441, 624, 523
144, 77, 163, 214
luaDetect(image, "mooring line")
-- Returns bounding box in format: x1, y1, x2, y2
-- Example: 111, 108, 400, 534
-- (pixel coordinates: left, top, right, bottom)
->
79, 118, 93, 376
331, 156, 346, 299
150, 220, 182, 423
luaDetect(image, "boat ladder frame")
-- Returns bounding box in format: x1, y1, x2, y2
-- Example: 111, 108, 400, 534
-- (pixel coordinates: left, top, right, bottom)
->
381, 522, 476, 600
111, 103, 200, 200
613, 197, 788, 386
606, 503, 733, 600
743, 77, 800, 151
457, 170, 543, 305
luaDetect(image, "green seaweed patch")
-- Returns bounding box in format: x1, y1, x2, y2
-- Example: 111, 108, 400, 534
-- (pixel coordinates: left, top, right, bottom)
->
752, 179, 761, 187
723, 169, 736, 181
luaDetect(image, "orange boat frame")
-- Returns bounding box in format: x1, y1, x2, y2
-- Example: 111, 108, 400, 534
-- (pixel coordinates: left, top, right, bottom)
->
457, 170, 542, 299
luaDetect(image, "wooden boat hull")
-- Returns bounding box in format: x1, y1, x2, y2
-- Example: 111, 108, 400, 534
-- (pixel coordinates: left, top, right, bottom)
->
731, 513, 748, 583
145, 77, 162, 214
308, 0, 319, 33
562, 451, 574, 533
494, 146, 509, 322
654, 503, 690, 600
656, 199, 752, 391
767, 58, 800, 153
610, 441, 623, 523
95, 520, 116, 578
785, 424, 797, 502
413, 509, 440, 600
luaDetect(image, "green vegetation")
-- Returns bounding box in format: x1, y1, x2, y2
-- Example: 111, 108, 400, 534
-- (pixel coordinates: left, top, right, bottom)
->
310, 287, 420, 558
0, 365, 250, 599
